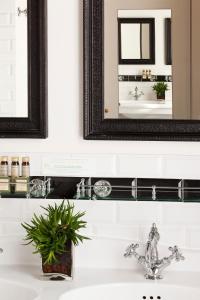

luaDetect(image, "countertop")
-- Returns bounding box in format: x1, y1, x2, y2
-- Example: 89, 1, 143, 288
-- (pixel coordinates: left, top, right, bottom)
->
0, 265, 200, 300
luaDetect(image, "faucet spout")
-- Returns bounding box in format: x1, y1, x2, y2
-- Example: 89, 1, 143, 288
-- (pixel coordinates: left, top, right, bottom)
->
145, 223, 159, 265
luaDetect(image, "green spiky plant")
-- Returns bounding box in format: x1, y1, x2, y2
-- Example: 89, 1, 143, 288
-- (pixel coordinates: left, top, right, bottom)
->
22, 200, 90, 265
152, 82, 169, 98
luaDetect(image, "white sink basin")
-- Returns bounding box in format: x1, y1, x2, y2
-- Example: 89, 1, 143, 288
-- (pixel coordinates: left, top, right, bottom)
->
61, 282, 200, 300
0, 279, 38, 300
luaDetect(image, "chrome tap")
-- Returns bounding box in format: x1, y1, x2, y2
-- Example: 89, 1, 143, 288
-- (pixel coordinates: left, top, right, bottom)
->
124, 223, 185, 280
129, 87, 144, 101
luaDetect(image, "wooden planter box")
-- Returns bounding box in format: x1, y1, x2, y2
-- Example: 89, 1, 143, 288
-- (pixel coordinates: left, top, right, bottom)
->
157, 94, 165, 100
42, 241, 73, 279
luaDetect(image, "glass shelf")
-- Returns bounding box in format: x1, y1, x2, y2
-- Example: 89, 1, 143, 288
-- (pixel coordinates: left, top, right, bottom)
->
0, 177, 52, 199
74, 178, 200, 203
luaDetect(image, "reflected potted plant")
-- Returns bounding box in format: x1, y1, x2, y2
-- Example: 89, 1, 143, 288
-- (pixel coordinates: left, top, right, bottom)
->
22, 200, 89, 279
152, 82, 169, 100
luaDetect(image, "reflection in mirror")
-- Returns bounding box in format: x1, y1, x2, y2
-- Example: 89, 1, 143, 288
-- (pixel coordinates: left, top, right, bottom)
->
0, 0, 27, 117
118, 18, 155, 64
165, 18, 172, 65
105, 9, 173, 120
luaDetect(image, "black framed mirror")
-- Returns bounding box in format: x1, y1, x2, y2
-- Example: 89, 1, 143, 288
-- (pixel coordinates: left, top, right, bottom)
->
118, 18, 155, 65
0, 0, 47, 138
165, 18, 172, 65
83, 0, 200, 141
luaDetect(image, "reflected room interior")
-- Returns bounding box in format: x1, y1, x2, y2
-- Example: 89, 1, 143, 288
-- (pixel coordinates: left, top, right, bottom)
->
105, 9, 173, 120
0, 0, 47, 138
0, 0, 28, 118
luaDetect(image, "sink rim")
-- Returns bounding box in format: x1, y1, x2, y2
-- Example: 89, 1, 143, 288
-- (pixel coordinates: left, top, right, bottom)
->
61, 281, 200, 296
0, 277, 38, 290
0, 277, 39, 299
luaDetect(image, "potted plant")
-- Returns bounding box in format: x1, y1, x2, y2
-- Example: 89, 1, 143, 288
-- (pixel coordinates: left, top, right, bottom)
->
152, 82, 169, 100
22, 200, 89, 278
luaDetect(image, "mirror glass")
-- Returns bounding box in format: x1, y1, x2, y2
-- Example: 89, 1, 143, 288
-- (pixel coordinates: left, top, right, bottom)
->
118, 18, 155, 63
121, 23, 143, 59
0, 0, 27, 118
118, 10, 172, 120
104, 0, 191, 120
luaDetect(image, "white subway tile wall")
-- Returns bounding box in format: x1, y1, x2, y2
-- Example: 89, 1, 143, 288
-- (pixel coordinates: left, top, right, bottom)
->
0, 152, 199, 271
0, 198, 200, 272
116, 155, 163, 178
41, 154, 116, 177
1, 152, 200, 179
119, 82, 173, 103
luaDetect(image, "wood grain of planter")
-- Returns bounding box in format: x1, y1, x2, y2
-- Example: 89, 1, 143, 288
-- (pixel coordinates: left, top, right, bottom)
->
42, 241, 73, 277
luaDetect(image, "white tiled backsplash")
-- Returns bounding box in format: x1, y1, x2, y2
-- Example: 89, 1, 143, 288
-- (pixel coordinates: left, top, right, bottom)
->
1, 152, 200, 179
119, 82, 173, 102
0, 153, 200, 272
0, 198, 200, 272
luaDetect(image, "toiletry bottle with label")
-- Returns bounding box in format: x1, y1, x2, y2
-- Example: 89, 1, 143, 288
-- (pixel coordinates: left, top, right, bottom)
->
11, 157, 20, 179
0, 156, 8, 177
142, 70, 146, 80
22, 157, 30, 178
148, 70, 152, 80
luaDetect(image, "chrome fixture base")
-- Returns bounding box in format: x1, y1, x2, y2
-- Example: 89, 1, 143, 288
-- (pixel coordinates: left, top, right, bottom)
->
28, 178, 51, 198
145, 274, 163, 280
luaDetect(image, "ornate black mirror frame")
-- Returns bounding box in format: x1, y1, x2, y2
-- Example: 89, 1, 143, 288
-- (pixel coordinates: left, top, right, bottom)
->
118, 18, 155, 65
83, 0, 200, 141
165, 18, 172, 65
0, 0, 48, 138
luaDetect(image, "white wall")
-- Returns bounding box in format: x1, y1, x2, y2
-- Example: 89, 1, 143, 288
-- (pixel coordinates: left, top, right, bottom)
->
0, 0, 199, 175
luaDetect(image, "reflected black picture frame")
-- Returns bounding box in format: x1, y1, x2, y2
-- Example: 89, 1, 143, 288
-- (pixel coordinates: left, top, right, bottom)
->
165, 18, 172, 65
0, 0, 48, 138
118, 18, 155, 65
83, 0, 200, 141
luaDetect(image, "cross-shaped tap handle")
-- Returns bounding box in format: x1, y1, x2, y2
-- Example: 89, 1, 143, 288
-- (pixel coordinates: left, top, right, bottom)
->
124, 243, 139, 257
169, 246, 185, 261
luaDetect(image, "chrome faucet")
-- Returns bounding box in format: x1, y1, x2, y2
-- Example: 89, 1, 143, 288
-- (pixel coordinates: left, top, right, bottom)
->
124, 223, 185, 280
129, 87, 144, 100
